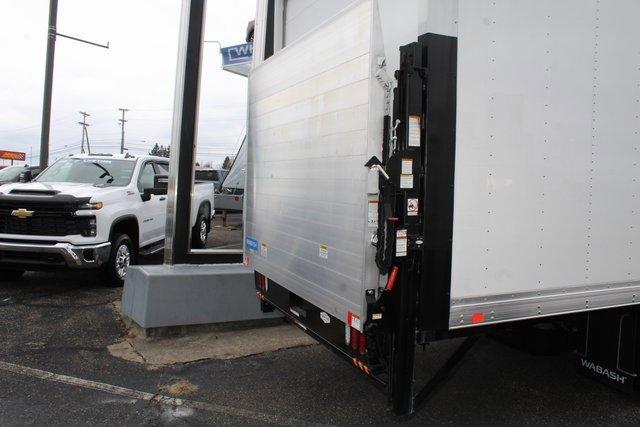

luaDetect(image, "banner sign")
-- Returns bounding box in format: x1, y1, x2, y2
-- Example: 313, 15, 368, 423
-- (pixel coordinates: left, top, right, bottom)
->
0, 150, 26, 161
220, 43, 253, 67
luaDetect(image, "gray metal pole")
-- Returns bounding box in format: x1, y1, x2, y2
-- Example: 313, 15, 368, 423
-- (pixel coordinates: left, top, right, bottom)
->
164, 0, 206, 265
39, 0, 58, 169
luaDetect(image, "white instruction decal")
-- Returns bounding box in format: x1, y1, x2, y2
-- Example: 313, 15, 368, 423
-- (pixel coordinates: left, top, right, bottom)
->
260, 243, 268, 258
409, 115, 421, 147
367, 195, 379, 228
319, 244, 329, 259
400, 174, 413, 189
407, 198, 419, 216
402, 158, 413, 175
396, 229, 407, 257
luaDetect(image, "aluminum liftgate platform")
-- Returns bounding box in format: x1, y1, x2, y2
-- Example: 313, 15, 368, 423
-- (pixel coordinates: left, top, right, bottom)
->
254, 33, 463, 415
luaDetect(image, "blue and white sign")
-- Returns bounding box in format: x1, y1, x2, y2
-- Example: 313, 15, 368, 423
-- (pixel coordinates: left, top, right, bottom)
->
220, 43, 253, 67
245, 236, 259, 253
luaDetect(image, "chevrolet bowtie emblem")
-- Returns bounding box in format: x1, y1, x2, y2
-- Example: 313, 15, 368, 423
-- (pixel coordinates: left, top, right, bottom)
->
11, 209, 34, 219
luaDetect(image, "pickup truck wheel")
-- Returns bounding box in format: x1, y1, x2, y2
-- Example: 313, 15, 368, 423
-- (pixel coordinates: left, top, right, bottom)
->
191, 209, 209, 249
103, 234, 135, 287
0, 270, 24, 281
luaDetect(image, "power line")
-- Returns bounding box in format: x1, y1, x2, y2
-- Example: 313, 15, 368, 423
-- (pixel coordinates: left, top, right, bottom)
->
39, 0, 109, 168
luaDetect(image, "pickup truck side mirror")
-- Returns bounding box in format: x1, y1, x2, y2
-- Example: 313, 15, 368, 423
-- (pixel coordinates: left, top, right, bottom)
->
142, 186, 168, 202
140, 174, 169, 202
154, 174, 168, 191
19, 170, 32, 183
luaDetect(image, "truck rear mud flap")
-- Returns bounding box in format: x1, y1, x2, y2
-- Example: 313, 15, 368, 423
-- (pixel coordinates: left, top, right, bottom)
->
576, 307, 640, 393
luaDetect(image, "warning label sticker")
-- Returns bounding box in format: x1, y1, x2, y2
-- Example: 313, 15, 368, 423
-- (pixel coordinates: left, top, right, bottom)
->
348, 312, 362, 331
319, 244, 329, 259
367, 195, 378, 228
396, 229, 407, 257
400, 174, 413, 189
408, 115, 421, 147
407, 198, 419, 216
401, 158, 413, 175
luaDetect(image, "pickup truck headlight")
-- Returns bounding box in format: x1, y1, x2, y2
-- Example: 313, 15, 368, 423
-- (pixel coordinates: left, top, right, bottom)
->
79, 202, 103, 210
81, 217, 97, 237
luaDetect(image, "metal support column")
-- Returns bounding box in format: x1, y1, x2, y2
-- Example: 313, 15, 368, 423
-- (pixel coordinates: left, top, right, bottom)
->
165, 0, 207, 265
164, 0, 242, 265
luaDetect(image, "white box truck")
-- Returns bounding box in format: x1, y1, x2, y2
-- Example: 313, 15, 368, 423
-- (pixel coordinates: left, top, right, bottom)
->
245, 0, 640, 414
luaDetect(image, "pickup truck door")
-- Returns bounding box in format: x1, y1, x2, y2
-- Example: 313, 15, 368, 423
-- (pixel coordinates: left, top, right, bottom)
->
137, 161, 165, 245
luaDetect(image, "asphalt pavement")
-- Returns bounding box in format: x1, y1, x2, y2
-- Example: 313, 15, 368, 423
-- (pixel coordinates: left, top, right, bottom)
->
1, 269, 640, 425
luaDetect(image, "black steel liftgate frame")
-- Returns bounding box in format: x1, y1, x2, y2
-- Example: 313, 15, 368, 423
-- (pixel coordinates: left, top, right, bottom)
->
255, 33, 480, 416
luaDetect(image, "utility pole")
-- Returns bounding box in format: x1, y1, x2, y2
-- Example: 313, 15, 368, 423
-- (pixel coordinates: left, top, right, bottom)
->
118, 108, 129, 154
39, 0, 58, 169
38, 0, 109, 168
78, 111, 91, 154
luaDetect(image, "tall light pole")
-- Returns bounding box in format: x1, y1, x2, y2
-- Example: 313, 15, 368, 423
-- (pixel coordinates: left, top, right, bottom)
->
38, 0, 109, 168
118, 108, 129, 154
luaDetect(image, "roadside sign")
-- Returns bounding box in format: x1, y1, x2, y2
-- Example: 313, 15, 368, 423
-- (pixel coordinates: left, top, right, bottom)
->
220, 43, 253, 66
220, 43, 253, 77
0, 150, 26, 161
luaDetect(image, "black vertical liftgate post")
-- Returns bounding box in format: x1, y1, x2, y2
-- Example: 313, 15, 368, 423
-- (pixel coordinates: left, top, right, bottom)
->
387, 34, 477, 415
388, 40, 426, 416
165, 0, 242, 265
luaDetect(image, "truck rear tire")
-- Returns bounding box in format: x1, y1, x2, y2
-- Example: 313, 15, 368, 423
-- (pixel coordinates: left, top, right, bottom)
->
103, 233, 135, 287
0, 270, 24, 281
191, 207, 210, 249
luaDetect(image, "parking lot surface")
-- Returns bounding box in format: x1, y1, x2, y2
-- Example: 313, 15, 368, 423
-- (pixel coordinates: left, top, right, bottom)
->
1, 270, 640, 425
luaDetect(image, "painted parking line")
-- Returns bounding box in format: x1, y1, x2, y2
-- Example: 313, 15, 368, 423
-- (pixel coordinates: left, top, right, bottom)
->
0, 360, 327, 426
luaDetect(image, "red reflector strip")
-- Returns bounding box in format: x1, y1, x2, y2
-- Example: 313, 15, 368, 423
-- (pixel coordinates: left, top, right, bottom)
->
471, 312, 485, 324
352, 358, 371, 375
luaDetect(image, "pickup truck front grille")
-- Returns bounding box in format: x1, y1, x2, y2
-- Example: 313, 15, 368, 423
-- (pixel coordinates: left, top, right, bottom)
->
0, 196, 93, 237
0, 214, 91, 236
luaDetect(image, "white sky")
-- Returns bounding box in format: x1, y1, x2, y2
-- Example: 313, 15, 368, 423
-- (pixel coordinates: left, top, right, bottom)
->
0, 0, 255, 167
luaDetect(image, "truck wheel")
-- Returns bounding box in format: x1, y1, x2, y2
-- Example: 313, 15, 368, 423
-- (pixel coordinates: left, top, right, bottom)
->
191, 208, 209, 249
103, 233, 135, 287
0, 270, 24, 281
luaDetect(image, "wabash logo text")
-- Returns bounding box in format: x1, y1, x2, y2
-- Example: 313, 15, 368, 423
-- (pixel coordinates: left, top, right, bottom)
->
580, 358, 627, 385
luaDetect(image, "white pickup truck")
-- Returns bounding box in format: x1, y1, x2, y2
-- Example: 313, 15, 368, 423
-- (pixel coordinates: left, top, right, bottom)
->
0, 154, 214, 286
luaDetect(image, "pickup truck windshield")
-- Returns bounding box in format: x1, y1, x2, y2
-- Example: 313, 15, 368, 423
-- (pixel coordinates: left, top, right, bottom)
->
36, 158, 136, 186
0, 166, 25, 181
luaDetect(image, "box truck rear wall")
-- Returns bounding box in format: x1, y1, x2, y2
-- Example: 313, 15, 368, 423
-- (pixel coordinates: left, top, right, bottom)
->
246, 0, 640, 415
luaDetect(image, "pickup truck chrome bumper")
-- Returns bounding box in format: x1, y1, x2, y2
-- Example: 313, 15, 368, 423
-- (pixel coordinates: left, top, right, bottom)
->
0, 241, 111, 269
